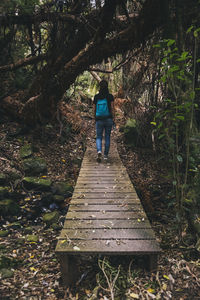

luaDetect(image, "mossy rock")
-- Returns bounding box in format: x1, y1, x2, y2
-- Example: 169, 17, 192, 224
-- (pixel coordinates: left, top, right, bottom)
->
0, 255, 19, 269
20, 144, 33, 159
23, 177, 52, 191
0, 186, 9, 199
53, 195, 65, 203
26, 235, 39, 243
41, 192, 54, 204
51, 223, 62, 230
0, 199, 20, 216
24, 226, 33, 234
23, 157, 47, 176
0, 268, 14, 279
0, 255, 12, 269
6, 169, 22, 181
16, 238, 24, 245
8, 222, 21, 229
52, 182, 73, 196
43, 211, 59, 225
0, 230, 9, 237
0, 173, 7, 185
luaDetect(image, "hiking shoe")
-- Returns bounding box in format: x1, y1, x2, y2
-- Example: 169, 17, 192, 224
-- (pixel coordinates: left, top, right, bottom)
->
104, 155, 108, 161
97, 151, 102, 163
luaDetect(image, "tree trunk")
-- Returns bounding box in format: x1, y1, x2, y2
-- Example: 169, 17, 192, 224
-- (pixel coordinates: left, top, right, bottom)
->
1, 0, 167, 125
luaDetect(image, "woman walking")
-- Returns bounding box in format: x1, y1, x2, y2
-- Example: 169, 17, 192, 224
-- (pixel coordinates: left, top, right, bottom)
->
93, 80, 115, 162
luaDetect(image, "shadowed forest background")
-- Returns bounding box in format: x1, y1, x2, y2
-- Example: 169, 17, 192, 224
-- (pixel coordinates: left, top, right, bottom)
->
0, 0, 200, 299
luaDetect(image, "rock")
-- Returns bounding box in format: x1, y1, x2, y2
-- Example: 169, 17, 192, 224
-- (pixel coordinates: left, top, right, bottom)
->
0, 268, 14, 279
0, 255, 18, 269
52, 181, 73, 196
43, 211, 59, 225
0, 230, 9, 237
20, 144, 33, 159
0, 173, 7, 185
26, 235, 39, 242
51, 223, 62, 230
6, 169, 22, 181
0, 255, 13, 269
0, 186, 21, 201
53, 195, 65, 203
23, 177, 52, 191
8, 222, 21, 229
0, 199, 20, 216
24, 226, 33, 234
23, 157, 47, 176
41, 192, 54, 204
16, 238, 24, 245
0, 186, 9, 199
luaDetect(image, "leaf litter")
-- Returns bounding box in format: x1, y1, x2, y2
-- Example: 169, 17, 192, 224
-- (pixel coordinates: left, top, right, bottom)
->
0, 110, 199, 299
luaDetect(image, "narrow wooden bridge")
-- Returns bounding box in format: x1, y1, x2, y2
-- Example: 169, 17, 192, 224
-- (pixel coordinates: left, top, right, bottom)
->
55, 143, 161, 285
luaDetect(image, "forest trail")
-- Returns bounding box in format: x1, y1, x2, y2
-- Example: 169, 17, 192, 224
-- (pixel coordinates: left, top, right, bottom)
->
55, 142, 161, 285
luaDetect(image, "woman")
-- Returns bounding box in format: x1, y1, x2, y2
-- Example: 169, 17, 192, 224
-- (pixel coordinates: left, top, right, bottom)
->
93, 80, 115, 162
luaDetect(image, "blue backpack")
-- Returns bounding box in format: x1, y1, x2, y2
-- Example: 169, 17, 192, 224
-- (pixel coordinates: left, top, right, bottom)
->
96, 98, 110, 117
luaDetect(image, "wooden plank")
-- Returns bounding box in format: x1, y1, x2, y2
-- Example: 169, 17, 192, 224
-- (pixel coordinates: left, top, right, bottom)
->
63, 219, 151, 229
73, 191, 137, 195
56, 239, 161, 254
66, 210, 146, 219
59, 228, 156, 240
72, 193, 139, 199
74, 186, 134, 189
80, 167, 126, 170
74, 187, 134, 192
81, 165, 126, 168
76, 183, 133, 188
71, 198, 141, 205
77, 179, 130, 183
68, 203, 143, 211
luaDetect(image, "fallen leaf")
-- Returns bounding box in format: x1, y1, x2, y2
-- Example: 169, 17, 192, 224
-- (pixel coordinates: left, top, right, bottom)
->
61, 240, 67, 244
25, 197, 31, 201
130, 292, 139, 299
73, 246, 80, 251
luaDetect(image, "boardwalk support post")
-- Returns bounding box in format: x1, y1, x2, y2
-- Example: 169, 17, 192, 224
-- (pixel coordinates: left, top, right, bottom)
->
149, 254, 158, 272
58, 254, 79, 286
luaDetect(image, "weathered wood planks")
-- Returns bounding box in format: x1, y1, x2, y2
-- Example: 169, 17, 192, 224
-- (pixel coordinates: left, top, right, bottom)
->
55, 144, 161, 286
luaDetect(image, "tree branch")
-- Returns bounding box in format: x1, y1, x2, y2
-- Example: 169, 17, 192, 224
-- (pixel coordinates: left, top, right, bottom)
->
0, 54, 46, 72
0, 13, 82, 27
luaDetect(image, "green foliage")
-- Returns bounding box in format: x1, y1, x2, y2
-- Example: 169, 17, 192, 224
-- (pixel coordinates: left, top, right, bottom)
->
152, 31, 200, 231
123, 117, 152, 148
0, 0, 39, 14
123, 118, 139, 147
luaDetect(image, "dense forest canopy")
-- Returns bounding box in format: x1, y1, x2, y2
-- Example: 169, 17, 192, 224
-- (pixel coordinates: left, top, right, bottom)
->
0, 0, 187, 124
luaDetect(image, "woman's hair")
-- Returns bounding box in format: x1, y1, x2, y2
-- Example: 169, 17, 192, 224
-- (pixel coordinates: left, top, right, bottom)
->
99, 80, 109, 95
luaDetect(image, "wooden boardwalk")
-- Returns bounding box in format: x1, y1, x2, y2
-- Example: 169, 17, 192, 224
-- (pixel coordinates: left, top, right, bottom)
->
55, 143, 161, 285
